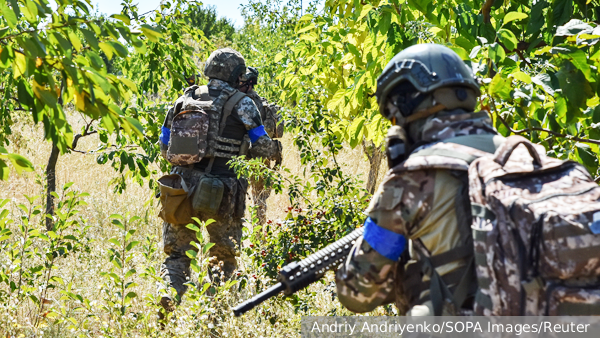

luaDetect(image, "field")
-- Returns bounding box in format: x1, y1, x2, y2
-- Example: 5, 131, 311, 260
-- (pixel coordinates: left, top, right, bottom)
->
0, 110, 387, 337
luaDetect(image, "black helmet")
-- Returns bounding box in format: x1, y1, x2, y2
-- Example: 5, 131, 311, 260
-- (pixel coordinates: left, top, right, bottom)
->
240, 67, 259, 86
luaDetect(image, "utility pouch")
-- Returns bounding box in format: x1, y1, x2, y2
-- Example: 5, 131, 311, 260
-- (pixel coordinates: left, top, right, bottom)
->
158, 174, 193, 224
239, 135, 250, 156
546, 285, 600, 315
191, 175, 224, 216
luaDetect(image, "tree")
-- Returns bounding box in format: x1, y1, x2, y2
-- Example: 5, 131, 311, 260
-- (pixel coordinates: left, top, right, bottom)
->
276, 0, 600, 188
0, 0, 208, 229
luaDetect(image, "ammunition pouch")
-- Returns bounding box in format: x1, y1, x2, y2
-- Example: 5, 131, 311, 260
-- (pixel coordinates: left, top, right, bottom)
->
192, 175, 224, 216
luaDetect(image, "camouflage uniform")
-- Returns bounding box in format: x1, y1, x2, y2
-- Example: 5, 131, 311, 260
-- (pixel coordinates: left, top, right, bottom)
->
160, 78, 280, 301
335, 109, 502, 315
246, 89, 283, 225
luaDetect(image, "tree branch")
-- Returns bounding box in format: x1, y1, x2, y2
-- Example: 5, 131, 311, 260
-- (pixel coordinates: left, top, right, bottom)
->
496, 113, 600, 146
482, 0, 494, 24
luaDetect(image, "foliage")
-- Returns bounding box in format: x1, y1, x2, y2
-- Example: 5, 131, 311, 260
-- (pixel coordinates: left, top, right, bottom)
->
0, 0, 209, 193
186, 5, 236, 42
277, 0, 600, 179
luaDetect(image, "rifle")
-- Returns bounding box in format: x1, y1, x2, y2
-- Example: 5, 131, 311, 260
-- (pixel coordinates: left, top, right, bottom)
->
233, 227, 363, 316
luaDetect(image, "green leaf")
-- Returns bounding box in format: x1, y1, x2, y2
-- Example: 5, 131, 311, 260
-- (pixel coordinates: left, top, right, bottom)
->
0, 2, 18, 28
503, 12, 528, 25
566, 49, 592, 82
202, 242, 215, 255
552, 0, 573, 27
555, 19, 591, 37
110, 14, 131, 25
0, 160, 8, 180
98, 42, 114, 60
124, 291, 136, 304
449, 46, 469, 60
125, 241, 140, 251
510, 71, 531, 84
140, 24, 163, 43
575, 143, 598, 173
532, 73, 555, 96
12, 52, 26, 79
7, 154, 33, 174
489, 73, 511, 100
497, 29, 518, 51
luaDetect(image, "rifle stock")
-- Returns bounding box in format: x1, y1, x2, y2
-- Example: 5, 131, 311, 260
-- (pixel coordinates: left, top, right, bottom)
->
233, 227, 363, 316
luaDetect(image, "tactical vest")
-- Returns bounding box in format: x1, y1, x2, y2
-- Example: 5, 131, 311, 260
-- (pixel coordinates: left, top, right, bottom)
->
167, 85, 250, 173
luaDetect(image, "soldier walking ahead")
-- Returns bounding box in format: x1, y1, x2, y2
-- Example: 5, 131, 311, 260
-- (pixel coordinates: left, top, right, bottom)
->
157, 48, 281, 315
238, 67, 284, 225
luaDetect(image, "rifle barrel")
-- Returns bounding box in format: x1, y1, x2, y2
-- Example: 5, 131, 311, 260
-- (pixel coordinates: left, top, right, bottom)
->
233, 282, 285, 316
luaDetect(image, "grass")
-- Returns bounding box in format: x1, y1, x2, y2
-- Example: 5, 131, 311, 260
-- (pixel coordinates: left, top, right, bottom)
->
0, 110, 388, 337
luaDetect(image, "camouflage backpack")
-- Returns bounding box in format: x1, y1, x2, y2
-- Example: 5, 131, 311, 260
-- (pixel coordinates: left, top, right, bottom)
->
401, 134, 600, 316
166, 85, 249, 169
468, 135, 600, 316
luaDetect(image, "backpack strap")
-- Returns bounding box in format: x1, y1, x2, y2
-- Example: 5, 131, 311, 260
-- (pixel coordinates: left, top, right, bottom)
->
220, 91, 247, 135
196, 85, 211, 101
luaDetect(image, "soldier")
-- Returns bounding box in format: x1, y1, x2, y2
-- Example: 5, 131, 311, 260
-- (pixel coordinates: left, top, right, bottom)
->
335, 44, 505, 316
158, 48, 281, 315
238, 67, 284, 225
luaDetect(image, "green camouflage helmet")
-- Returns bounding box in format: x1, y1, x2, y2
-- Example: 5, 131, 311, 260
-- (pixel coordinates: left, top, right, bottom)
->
376, 44, 480, 122
204, 48, 246, 86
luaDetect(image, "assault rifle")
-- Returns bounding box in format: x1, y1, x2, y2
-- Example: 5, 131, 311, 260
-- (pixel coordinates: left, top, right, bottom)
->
233, 227, 364, 316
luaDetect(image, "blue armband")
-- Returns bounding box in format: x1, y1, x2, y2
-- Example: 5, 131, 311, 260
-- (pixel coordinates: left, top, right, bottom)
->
363, 217, 406, 261
159, 126, 170, 145
248, 125, 267, 143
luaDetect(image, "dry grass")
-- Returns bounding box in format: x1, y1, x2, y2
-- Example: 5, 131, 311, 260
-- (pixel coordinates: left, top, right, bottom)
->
0, 109, 388, 337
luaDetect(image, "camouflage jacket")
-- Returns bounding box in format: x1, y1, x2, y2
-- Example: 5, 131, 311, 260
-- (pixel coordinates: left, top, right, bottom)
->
335, 109, 502, 314
161, 79, 280, 175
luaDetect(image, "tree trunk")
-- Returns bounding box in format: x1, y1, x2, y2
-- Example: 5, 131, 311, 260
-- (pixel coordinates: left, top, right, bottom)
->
362, 140, 384, 194
45, 141, 59, 231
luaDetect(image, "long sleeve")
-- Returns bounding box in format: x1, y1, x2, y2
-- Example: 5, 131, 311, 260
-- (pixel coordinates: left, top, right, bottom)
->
234, 96, 281, 161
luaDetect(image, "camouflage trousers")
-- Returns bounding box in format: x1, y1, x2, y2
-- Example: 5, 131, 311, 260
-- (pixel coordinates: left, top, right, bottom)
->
250, 176, 272, 226
159, 167, 248, 301
249, 158, 274, 225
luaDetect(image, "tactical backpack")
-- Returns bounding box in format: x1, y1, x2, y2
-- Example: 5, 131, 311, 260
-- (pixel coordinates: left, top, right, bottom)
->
160, 85, 250, 220
400, 134, 600, 316
262, 102, 284, 139
166, 85, 249, 170
468, 136, 600, 315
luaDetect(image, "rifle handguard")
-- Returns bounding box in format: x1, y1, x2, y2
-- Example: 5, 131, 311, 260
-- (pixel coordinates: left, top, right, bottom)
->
232, 227, 364, 316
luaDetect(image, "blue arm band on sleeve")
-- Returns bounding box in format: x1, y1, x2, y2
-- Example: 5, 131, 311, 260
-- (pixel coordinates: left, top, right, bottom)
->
248, 125, 267, 143
159, 126, 170, 145
363, 217, 406, 261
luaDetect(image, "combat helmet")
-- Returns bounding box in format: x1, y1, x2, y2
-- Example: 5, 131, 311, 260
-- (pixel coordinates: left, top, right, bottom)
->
204, 48, 246, 87
375, 44, 480, 126
240, 67, 259, 86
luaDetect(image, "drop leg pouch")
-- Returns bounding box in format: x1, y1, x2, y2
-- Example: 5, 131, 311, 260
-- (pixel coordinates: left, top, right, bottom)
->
158, 174, 194, 224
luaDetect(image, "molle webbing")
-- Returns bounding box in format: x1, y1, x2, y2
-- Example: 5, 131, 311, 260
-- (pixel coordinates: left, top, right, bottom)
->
204, 89, 247, 173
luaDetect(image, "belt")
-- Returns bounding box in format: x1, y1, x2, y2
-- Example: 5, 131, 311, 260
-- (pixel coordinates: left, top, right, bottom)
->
171, 166, 204, 179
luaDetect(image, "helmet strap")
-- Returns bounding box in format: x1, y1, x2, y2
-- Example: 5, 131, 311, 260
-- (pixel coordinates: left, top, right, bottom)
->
405, 104, 447, 124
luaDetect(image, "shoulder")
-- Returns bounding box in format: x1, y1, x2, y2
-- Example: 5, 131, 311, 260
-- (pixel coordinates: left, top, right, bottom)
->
376, 169, 438, 209
236, 96, 260, 113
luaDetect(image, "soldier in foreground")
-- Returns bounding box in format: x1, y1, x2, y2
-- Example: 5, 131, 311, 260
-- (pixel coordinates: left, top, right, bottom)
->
239, 67, 284, 225
335, 44, 502, 316
157, 48, 281, 316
